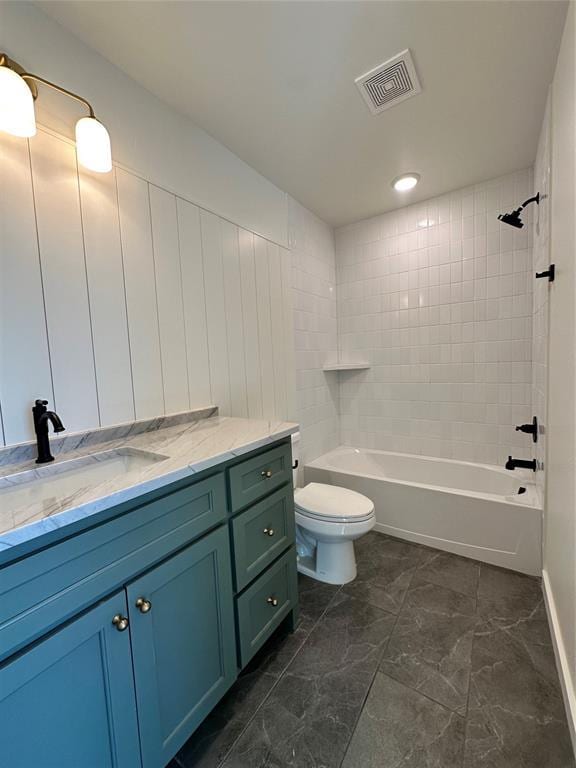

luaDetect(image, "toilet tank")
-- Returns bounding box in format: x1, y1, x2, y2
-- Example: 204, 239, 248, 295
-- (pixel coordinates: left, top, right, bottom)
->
291, 431, 300, 488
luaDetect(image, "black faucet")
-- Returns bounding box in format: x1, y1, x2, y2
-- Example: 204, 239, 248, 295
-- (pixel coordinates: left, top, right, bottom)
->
32, 399, 65, 464
505, 456, 537, 472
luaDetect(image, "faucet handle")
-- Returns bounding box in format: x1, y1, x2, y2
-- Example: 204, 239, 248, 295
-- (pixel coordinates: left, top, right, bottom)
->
514, 416, 538, 443
34, 399, 48, 407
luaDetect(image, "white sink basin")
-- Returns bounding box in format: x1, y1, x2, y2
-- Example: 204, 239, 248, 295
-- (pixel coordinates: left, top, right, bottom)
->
0, 448, 168, 516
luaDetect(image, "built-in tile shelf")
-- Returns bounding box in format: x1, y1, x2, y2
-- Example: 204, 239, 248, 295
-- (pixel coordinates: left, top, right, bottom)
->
323, 363, 371, 371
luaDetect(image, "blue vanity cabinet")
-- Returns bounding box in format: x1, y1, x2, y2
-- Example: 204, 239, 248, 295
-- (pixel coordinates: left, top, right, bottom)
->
126, 525, 236, 768
0, 437, 298, 768
0, 591, 142, 768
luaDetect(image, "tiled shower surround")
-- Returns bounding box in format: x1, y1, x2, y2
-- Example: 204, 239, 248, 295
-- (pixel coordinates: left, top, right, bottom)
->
289, 198, 339, 465
335, 170, 535, 466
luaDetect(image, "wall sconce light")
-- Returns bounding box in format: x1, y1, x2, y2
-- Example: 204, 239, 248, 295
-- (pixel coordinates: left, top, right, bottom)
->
0, 52, 112, 173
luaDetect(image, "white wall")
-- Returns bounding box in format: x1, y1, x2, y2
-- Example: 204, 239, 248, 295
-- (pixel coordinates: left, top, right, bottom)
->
289, 198, 339, 465
0, 1, 288, 246
532, 93, 552, 508
543, 1, 576, 744
335, 171, 534, 465
0, 128, 295, 445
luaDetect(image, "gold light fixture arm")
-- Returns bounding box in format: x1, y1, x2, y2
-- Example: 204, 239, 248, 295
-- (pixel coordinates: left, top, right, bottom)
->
20, 73, 96, 118
0, 52, 95, 118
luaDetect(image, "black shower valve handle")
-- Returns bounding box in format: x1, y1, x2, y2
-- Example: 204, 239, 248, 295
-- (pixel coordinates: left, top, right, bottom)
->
514, 416, 538, 443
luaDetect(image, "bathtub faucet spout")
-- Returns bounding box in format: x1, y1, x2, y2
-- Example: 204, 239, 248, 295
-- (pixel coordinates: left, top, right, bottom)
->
505, 456, 537, 472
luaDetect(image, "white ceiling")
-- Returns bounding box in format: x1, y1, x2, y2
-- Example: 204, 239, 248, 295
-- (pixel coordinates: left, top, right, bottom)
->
38, 0, 568, 227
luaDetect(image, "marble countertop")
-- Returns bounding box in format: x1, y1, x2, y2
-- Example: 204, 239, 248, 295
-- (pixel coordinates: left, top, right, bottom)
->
0, 407, 298, 559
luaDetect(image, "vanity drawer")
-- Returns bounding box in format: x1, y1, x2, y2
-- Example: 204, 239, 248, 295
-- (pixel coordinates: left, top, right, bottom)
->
228, 442, 292, 513
232, 485, 295, 591
236, 547, 298, 667
0, 473, 226, 662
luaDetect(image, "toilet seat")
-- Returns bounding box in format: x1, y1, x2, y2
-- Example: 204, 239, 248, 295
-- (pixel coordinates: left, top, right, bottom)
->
294, 483, 375, 524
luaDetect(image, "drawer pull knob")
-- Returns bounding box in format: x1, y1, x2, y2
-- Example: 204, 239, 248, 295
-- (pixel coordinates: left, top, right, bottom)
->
263, 527, 275, 537
261, 470, 273, 478
267, 596, 279, 607
135, 597, 152, 614
112, 614, 129, 632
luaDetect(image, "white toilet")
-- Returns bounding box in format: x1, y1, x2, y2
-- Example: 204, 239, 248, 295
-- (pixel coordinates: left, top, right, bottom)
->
292, 434, 375, 585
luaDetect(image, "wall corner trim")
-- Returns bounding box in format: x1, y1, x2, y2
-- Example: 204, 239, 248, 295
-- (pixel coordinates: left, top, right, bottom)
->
542, 568, 576, 757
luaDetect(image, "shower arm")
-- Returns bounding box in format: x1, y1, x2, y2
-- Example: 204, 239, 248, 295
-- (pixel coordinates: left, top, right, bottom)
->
519, 193, 540, 210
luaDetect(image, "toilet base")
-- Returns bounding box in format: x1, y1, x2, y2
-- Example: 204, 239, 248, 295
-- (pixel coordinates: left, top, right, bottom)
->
297, 539, 357, 585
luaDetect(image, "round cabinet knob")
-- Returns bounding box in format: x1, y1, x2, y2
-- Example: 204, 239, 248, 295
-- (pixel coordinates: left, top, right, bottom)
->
267, 596, 279, 607
112, 614, 129, 632
135, 597, 152, 614
261, 470, 273, 479
263, 527, 275, 537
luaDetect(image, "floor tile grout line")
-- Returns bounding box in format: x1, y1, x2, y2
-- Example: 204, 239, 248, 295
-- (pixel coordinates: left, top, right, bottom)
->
457, 561, 485, 768
339, 546, 471, 768
214, 584, 344, 768
376, 669, 469, 719
337, 614, 406, 768
337, 544, 426, 768
338, 663, 381, 768
386, 550, 479, 728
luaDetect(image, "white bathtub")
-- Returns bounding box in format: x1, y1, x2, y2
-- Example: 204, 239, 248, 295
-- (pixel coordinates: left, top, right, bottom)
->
305, 447, 542, 576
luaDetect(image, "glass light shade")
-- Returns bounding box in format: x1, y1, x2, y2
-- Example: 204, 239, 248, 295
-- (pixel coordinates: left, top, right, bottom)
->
75, 116, 112, 172
0, 66, 36, 137
392, 173, 420, 191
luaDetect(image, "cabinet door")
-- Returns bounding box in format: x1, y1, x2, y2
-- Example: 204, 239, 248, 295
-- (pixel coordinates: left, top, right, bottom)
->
0, 592, 141, 768
127, 526, 237, 768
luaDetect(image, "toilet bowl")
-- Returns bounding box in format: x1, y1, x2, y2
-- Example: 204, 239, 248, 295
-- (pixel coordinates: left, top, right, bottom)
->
294, 482, 375, 585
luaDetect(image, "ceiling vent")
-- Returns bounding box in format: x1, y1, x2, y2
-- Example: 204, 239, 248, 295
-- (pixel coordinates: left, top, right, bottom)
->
355, 49, 421, 115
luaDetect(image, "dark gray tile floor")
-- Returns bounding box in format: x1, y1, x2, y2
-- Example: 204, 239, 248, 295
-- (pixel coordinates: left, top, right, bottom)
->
171, 532, 575, 768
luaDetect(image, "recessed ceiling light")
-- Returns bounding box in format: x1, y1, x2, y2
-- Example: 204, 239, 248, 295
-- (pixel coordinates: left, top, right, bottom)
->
392, 173, 420, 192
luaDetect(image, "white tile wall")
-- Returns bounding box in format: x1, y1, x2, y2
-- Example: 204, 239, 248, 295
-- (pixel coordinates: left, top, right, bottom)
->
335, 170, 534, 466
289, 197, 339, 465
0, 128, 296, 446
533, 95, 552, 505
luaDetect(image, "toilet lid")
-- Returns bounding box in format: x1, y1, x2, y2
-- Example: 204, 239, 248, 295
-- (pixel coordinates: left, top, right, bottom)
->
294, 483, 374, 523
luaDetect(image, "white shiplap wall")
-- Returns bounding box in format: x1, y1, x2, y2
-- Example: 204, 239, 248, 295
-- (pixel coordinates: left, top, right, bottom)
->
0, 128, 296, 446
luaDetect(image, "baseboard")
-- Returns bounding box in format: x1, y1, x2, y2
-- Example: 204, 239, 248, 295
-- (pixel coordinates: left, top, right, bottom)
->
542, 569, 576, 755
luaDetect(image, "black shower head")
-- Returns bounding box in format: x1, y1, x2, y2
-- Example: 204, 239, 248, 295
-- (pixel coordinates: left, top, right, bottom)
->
498, 193, 540, 229
498, 208, 524, 228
